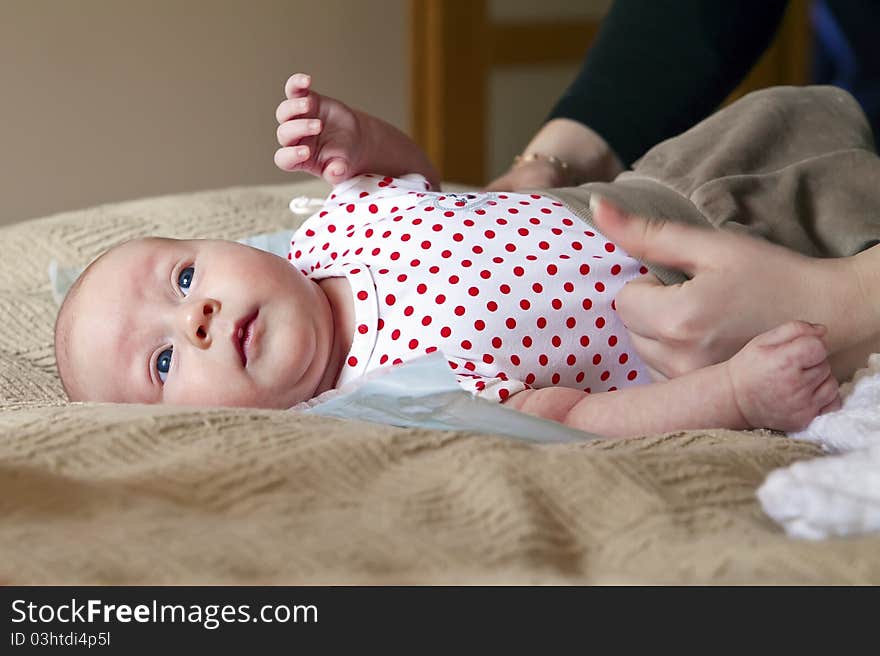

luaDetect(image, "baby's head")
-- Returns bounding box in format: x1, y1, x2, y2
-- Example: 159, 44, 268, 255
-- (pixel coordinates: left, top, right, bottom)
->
55, 237, 335, 408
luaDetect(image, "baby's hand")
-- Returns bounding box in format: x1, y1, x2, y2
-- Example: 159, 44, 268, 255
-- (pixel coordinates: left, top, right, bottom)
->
274, 73, 366, 185
727, 321, 841, 432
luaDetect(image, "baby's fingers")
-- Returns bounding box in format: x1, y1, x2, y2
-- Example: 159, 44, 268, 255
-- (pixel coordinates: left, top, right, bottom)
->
274, 145, 311, 171
276, 94, 316, 124
276, 118, 322, 147
284, 73, 311, 100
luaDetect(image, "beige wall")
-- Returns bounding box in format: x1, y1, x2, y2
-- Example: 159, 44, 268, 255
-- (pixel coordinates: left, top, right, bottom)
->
0, 0, 408, 226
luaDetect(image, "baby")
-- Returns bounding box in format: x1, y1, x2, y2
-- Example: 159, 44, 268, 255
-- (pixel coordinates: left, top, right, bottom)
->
53, 74, 841, 438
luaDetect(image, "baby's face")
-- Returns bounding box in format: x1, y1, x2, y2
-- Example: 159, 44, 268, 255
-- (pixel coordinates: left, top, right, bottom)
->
61, 237, 334, 408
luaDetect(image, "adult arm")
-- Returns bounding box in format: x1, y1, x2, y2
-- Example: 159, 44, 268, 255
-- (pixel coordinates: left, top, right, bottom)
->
592, 199, 880, 383
487, 0, 789, 190
548, 0, 789, 166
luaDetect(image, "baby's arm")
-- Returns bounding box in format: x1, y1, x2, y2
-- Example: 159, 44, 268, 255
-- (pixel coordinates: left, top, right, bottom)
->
275, 73, 441, 189
503, 321, 841, 438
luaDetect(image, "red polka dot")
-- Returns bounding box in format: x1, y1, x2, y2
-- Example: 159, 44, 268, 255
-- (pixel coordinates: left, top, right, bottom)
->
358, 324, 368, 334
600, 370, 610, 381
519, 299, 530, 310
566, 317, 577, 328
486, 301, 498, 312
604, 243, 616, 252
627, 370, 638, 381
483, 354, 494, 364
348, 356, 358, 366
538, 354, 549, 366
506, 317, 516, 329
357, 290, 368, 301
580, 335, 590, 347
461, 259, 472, 268
441, 249, 452, 258
391, 329, 401, 340
536, 317, 547, 329
435, 294, 446, 304
532, 282, 543, 293
377, 318, 385, 330
514, 266, 526, 277
401, 233, 411, 241
498, 388, 510, 401
546, 264, 557, 275
551, 373, 561, 384
525, 373, 536, 384
397, 273, 408, 283
576, 372, 585, 383
491, 337, 502, 348
461, 340, 472, 350
551, 299, 563, 310
592, 354, 602, 365
404, 306, 414, 316
619, 353, 629, 364
474, 319, 486, 331
454, 305, 466, 316
563, 282, 574, 293
551, 335, 561, 347
440, 326, 452, 338
579, 264, 590, 275
566, 354, 577, 366
468, 286, 480, 297
505, 243, 517, 252
417, 283, 427, 294
500, 284, 511, 295
380, 354, 389, 364
608, 335, 618, 347
510, 354, 521, 365
386, 294, 396, 306
368, 204, 378, 213
484, 230, 495, 239
596, 317, 606, 329
522, 336, 533, 347
422, 316, 432, 326
639, 266, 649, 275
538, 241, 550, 250
582, 298, 593, 310
480, 270, 491, 279
409, 339, 419, 350
449, 275, 460, 284
453, 233, 464, 242
611, 264, 622, 275
595, 282, 605, 292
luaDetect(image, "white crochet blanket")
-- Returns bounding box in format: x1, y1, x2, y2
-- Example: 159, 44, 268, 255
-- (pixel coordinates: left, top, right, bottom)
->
758, 354, 880, 539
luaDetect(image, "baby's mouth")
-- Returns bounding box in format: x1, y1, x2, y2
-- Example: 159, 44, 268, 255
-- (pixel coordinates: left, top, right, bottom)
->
235, 310, 259, 367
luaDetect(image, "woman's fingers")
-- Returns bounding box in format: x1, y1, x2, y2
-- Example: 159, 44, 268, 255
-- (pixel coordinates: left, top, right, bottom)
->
284, 72, 312, 100
591, 196, 726, 276
612, 273, 687, 338
276, 118, 322, 147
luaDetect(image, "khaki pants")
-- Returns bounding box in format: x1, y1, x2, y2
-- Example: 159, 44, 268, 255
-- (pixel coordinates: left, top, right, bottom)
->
545, 86, 880, 284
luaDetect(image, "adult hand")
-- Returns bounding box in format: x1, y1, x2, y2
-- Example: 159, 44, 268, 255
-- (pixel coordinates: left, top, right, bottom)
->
591, 197, 851, 379
485, 158, 568, 192
485, 118, 624, 191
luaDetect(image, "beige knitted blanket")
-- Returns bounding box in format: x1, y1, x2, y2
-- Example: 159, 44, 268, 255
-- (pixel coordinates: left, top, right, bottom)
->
1, 179, 876, 584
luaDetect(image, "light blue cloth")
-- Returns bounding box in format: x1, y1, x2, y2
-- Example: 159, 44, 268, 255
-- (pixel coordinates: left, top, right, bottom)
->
293, 352, 600, 444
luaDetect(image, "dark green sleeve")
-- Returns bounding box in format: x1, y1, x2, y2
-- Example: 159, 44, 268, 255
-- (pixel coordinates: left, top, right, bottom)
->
548, 0, 789, 166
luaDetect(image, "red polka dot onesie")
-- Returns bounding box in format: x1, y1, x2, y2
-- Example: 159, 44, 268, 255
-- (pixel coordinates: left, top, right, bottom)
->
288, 174, 652, 402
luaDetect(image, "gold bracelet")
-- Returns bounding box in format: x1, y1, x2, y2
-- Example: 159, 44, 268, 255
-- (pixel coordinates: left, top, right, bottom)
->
513, 152, 571, 183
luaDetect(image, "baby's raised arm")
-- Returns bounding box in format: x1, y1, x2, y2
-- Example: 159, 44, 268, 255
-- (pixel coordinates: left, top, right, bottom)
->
504, 321, 840, 438
274, 73, 441, 189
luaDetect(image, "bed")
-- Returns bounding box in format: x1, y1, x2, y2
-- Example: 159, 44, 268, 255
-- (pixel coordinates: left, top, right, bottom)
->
1, 177, 878, 585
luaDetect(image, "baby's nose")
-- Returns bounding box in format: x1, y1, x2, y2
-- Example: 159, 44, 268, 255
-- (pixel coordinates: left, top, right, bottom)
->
183, 298, 220, 348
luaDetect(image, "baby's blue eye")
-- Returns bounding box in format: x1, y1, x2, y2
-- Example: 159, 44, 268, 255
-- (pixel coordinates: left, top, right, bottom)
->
177, 266, 194, 295
156, 348, 173, 383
